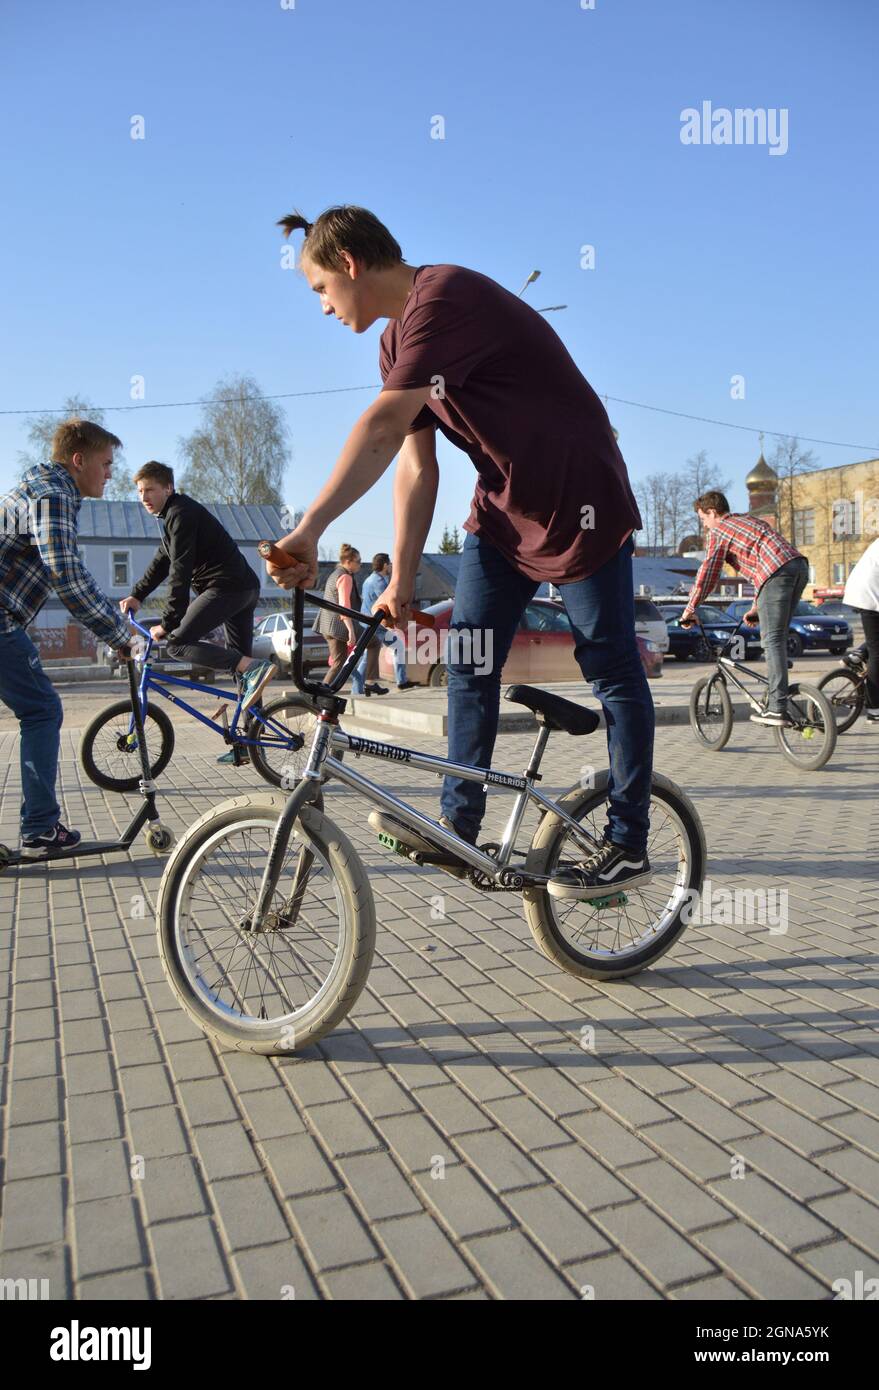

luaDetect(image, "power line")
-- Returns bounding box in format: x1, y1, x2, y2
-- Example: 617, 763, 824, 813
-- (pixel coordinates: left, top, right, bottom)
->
1, 382, 875, 454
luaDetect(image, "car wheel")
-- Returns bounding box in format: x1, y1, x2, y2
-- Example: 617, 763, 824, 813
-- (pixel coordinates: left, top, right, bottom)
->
428, 664, 448, 688
787, 632, 804, 658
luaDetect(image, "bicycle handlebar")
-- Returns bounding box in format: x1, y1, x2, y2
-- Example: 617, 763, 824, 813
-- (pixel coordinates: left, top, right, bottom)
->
257, 540, 436, 698
257, 541, 436, 629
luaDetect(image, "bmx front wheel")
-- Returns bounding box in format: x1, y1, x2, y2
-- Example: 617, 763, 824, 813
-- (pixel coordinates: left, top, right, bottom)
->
523, 770, 706, 980
79, 699, 175, 792
817, 670, 864, 735
774, 683, 837, 770
155, 792, 375, 1053
689, 672, 733, 750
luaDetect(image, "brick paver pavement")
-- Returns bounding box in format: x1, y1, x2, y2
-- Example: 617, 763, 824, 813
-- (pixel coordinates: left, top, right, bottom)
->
0, 687, 877, 1300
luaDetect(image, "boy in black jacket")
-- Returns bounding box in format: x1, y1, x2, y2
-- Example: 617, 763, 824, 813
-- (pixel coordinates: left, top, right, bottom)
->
121, 461, 274, 712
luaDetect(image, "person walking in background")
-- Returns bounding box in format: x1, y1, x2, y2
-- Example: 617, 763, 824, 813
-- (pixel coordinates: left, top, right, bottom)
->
843, 537, 879, 722
313, 543, 388, 694
0, 419, 132, 856
357, 553, 416, 691
681, 491, 808, 726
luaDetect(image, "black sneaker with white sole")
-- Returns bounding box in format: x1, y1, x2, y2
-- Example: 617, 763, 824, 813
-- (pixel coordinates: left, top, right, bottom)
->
749, 709, 792, 726
21, 821, 83, 859
548, 838, 652, 901
865, 708, 879, 723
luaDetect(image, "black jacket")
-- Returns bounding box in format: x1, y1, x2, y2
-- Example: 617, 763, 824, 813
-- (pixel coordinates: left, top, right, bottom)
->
130, 491, 258, 631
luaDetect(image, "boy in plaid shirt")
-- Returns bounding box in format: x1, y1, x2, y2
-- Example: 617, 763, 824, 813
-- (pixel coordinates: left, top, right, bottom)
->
681, 490, 808, 725
0, 419, 132, 855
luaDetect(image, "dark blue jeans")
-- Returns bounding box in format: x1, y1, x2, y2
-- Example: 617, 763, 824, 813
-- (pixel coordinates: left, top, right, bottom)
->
0, 626, 64, 836
440, 533, 654, 855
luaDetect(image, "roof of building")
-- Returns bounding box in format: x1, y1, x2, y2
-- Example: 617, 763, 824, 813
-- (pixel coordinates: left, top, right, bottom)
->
77, 499, 289, 542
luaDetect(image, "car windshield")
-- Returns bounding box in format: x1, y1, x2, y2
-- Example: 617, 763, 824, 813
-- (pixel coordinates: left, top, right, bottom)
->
698, 606, 732, 623
794, 602, 821, 616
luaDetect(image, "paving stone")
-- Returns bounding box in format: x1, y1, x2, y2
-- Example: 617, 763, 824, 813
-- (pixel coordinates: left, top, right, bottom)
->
212, 1175, 291, 1250
73, 1196, 145, 1278
454, 1130, 546, 1193
71, 1138, 132, 1203
150, 1216, 231, 1299
139, 1155, 208, 1223
1, 1176, 65, 1249
412, 1163, 510, 1239
621, 1159, 729, 1231
466, 1229, 575, 1299
239, 1085, 306, 1140
0, 1242, 70, 1299
77, 1268, 153, 1300
595, 1201, 715, 1286
338, 1152, 423, 1221
260, 1133, 338, 1197
6, 1121, 65, 1179
809, 1192, 879, 1253
289, 1190, 378, 1269
323, 1262, 406, 1300
694, 1221, 827, 1299
308, 1100, 380, 1157
506, 1186, 611, 1262
732, 1134, 843, 1202
233, 1241, 320, 1300
193, 1123, 262, 1181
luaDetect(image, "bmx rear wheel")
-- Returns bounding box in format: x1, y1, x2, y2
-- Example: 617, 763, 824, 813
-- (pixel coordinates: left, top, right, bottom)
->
246, 696, 315, 788
774, 682, 837, 770
79, 700, 175, 792
523, 770, 706, 980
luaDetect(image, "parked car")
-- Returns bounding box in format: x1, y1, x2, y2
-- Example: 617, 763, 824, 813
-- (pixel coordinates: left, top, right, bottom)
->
812, 598, 863, 630
724, 599, 853, 658
658, 601, 762, 659
253, 610, 330, 676
656, 605, 712, 662
634, 596, 671, 655
379, 597, 663, 686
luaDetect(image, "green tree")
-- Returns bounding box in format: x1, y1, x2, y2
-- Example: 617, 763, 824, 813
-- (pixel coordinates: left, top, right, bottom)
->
438, 524, 462, 554
178, 374, 288, 505
18, 394, 135, 498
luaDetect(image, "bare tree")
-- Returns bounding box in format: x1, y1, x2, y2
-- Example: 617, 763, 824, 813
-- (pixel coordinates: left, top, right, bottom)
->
769, 435, 818, 542
18, 394, 135, 498
178, 374, 288, 505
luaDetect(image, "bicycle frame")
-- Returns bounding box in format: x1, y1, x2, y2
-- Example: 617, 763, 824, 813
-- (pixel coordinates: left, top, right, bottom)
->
247, 587, 604, 929
691, 615, 769, 713
126, 616, 295, 749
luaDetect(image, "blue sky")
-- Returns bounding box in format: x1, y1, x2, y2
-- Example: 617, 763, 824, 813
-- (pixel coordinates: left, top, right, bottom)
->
1, 0, 876, 555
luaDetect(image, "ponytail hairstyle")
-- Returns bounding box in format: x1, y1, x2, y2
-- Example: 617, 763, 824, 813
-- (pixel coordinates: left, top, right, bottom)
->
277, 205, 403, 272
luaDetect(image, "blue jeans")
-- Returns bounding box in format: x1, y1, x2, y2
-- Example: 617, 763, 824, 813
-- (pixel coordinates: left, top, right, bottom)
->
353, 628, 407, 691
0, 627, 64, 836
440, 533, 654, 855
756, 556, 809, 712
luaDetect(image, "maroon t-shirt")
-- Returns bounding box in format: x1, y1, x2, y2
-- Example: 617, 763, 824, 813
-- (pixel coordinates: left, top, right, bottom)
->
379, 263, 641, 583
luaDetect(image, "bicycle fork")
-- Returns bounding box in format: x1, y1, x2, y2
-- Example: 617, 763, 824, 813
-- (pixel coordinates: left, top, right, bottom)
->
248, 714, 332, 932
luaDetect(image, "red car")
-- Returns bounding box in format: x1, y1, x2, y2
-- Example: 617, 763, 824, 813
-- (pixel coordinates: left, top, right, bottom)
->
380, 597, 663, 686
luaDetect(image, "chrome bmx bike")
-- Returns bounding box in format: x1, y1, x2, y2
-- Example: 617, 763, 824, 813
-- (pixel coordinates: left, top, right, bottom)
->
155, 571, 707, 1054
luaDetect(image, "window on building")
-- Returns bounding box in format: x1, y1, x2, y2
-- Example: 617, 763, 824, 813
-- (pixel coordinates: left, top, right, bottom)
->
112, 551, 130, 587
793, 508, 815, 546
808, 563, 816, 584
832, 562, 845, 585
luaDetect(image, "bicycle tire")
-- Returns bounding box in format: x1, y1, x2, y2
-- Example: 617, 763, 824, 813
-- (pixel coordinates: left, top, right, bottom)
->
246, 695, 317, 788
689, 672, 733, 750
79, 699, 175, 792
817, 670, 864, 735
522, 770, 706, 980
774, 682, 837, 771
155, 792, 375, 1053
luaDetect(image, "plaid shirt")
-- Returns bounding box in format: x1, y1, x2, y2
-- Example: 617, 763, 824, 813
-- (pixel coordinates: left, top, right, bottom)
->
0, 463, 131, 647
683, 514, 803, 615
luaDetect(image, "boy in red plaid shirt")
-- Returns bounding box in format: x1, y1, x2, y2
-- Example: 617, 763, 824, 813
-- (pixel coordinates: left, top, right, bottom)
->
681, 490, 808, 725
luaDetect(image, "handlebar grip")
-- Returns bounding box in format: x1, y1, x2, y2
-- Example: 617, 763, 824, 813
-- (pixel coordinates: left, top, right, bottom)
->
257, 541, 437, 628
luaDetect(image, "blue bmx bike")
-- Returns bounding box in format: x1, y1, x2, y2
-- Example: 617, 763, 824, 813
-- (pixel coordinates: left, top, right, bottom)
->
79, 615, 315, 792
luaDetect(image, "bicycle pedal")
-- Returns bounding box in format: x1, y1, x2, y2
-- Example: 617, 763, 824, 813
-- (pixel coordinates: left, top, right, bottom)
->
377, 831, 411, 858
585, 892, 629, 911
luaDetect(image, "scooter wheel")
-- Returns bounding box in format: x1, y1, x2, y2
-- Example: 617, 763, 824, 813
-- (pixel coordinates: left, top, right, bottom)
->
145, 823, 175, 855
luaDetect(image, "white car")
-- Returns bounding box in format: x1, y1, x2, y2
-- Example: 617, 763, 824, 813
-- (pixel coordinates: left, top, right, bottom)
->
252, 611, 329, 676
633, 596, 670, 654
